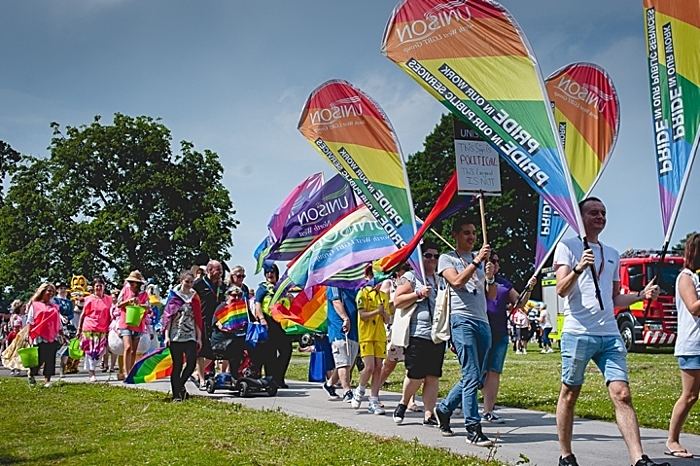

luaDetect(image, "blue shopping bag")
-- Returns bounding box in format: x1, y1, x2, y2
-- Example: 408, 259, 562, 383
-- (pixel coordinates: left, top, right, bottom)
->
245, 322, 268, 347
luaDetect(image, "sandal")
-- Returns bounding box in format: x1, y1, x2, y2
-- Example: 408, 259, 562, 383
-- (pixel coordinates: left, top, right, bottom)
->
407, 403, 423, 412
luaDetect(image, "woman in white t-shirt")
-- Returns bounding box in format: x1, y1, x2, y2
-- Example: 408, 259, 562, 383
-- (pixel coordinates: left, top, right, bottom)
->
666, 233, 700, 458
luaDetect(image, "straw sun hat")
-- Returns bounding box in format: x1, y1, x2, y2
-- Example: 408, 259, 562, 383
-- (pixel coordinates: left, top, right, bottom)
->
125, 270, 146, 284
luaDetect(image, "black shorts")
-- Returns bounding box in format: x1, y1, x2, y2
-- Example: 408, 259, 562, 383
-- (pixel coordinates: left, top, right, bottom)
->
404, 337, 446, 380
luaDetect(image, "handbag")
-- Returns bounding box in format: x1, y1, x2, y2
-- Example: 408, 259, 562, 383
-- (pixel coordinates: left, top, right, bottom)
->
390, 302, 417, 348
431, 277, 451, 344
245, 322, 268, 347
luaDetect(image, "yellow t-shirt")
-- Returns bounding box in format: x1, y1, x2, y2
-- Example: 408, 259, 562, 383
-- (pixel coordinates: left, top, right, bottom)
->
355, 286, 391, 343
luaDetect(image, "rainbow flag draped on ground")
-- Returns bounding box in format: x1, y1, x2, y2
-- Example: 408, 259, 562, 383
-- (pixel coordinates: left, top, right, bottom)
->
255, 173, 324, 273
535, 63, 619, 270
272, 206, 398, 303
643, 0, 700, 245
214, 301, 248, 332
298, 80, 423, 277
270, 286, 328, 335
382, 0, 583, 236
125, 347, 173, 384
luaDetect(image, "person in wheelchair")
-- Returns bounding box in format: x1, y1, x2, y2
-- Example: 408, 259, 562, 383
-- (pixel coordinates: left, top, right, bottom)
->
210, 286, 249, 378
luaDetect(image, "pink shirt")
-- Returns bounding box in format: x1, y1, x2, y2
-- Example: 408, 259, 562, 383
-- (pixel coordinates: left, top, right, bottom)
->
82, 295, 113, 333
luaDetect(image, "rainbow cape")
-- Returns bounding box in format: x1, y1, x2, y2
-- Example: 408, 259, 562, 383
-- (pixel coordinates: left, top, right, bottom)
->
214, 301, 248, 332
270, 286, 328, 335
125, 347, 173, 384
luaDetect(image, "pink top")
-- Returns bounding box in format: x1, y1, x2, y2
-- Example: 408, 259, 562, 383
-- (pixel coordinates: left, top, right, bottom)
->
82, 295, 113, 333
118, 287, 150, 332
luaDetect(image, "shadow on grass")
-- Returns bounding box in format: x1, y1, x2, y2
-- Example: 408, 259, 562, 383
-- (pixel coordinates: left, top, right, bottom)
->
0, 448, 93, 464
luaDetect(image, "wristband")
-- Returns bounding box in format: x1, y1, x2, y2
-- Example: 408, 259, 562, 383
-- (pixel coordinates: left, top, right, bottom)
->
573, 265, 583, 275
486, 277, 495, 285
636, 290, 643, 299
471, 260, 481, 267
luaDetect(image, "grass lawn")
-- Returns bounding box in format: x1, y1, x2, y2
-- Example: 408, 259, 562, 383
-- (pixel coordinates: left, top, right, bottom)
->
0, 378, 491, 466
287, 344, 696, 434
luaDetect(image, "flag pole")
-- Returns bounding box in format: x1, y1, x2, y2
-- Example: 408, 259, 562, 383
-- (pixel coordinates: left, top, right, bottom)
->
479, 191, 488, 245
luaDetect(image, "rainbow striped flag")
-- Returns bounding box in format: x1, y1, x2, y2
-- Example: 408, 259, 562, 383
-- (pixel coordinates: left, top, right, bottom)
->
214, 301, 248, 332
270, 286, 328, 335
644, 1, 700, 245
125, 347, 173, 384
382, 0, 583, 236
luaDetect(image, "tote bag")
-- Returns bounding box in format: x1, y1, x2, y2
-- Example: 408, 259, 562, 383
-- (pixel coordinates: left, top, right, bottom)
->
431, 278, 451, 344
389, 302, 417, 348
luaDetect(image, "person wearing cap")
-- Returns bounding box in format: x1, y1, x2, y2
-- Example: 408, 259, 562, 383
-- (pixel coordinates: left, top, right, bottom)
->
210, 285, 248, 380
116, 270, 150, 378
254, 263, 293, 388
78, 276, 113, 382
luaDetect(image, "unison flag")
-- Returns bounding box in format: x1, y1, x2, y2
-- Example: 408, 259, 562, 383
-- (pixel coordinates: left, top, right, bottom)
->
536, 63, 620, 270
270, 286, 328, 335
644, 0, 700, 244
382, 0, 583, 235
254, 173, 324, 273
272, 206, 398, 303
298, 80, 423, 276
267, 174, 357, 263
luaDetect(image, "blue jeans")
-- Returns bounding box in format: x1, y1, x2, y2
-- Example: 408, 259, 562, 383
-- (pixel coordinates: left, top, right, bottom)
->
439, 316, 491, 426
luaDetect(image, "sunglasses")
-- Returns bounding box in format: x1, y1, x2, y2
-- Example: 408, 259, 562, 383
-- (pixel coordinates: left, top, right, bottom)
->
423, 253, 439, 259
235, 274, 246, 278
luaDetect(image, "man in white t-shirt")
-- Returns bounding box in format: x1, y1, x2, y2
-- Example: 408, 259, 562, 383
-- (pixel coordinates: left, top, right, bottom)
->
553, 197, 665, 466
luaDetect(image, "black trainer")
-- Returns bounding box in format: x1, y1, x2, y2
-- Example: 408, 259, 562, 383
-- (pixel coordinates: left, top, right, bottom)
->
559, 454, 579, 466
422, 415, 438, 427
634, 455, 671, 466
393, 403, 407, 424
323, 382, 340, 400
465, 423, 493, 447
435, 407, 454, 437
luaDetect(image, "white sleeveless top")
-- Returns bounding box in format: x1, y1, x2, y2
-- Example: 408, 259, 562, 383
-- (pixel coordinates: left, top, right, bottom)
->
674, 268, 700, 357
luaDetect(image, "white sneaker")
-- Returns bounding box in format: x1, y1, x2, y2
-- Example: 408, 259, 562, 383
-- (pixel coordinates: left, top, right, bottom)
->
351, 389, 364, 409
43, 382, 52, 388
368, 403, 385, 415
546, 348, 554, 353
89, 376, 97, 383
516, 350, 522, 354
522, 349, 527, 354
541, 349, 548, 353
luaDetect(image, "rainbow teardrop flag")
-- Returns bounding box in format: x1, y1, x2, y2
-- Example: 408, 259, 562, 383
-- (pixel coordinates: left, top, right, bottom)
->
535, 63, 620, 270
125, 347, 173, 384
298, 80, 423, 278
270, 286, 328, 335
214, 301, 248, 332
382, 0, 583, 236
643, 0, 700, 246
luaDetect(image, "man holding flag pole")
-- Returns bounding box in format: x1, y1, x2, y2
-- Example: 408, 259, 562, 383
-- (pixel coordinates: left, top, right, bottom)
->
553, 197, 666, 466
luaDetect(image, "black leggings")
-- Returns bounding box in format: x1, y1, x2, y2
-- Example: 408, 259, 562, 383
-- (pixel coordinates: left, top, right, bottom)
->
30, 341, 59, 378
260, 319, 293, 385
170, 341, 198, 398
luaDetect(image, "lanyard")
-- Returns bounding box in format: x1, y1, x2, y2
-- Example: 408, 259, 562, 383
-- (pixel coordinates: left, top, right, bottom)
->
589, 242, 605, 279
203, 278, 221, 300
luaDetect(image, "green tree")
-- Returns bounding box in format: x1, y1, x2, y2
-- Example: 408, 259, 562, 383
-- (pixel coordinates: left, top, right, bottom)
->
673, 231, 699, 253
0, 114, 238, 294
406, 114, 538, 287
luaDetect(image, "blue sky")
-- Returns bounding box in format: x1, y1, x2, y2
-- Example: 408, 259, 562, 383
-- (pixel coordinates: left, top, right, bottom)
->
2, 0, 697, 284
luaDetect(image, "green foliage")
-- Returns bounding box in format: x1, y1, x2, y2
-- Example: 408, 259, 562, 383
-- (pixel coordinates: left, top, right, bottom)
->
673, 231, 699, 252
0, 114, 238, 293
406, 114, 538, 286
0, 379, 487, 466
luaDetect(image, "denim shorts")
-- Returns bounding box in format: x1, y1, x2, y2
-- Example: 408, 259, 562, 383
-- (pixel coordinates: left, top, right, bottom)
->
486, 333, 510, 374
560, 333, 628, 386
678, 355, 700, 370
119, 329, 144, 338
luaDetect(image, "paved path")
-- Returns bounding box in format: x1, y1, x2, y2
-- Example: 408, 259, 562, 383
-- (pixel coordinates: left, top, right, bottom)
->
2, 365, 695, 466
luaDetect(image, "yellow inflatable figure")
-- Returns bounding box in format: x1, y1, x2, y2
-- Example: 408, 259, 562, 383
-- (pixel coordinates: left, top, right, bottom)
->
64, 275, 92, 374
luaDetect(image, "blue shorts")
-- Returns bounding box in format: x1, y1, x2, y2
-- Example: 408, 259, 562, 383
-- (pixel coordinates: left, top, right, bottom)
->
486, 333, 509, 373
119, 329, 144, 338
560, 333, 628, 386
678, 356, 700, 370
